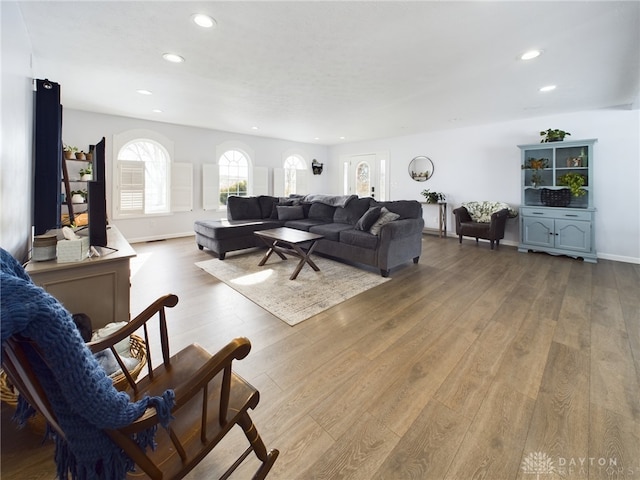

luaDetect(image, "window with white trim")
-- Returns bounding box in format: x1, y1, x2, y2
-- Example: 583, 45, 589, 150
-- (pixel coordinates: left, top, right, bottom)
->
283, 154, 306, 197
219, 149, 249, 205
115, 139, 170, 216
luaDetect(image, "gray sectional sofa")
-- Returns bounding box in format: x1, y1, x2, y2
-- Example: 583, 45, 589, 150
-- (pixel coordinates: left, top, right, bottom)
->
194, 194, 424, 277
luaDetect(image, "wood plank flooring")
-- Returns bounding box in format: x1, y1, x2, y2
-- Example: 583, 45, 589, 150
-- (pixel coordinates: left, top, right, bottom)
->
2, 234, 639, 479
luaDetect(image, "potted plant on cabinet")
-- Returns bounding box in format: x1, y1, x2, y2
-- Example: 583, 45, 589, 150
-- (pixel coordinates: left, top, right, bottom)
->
71, 189, 87, 204
63, 144, 78, 160
420, 189, 446, 204
557, 172, 586, 197
540, 129, 571, 143
522, 157, 549, 188
79, 164, 93, 181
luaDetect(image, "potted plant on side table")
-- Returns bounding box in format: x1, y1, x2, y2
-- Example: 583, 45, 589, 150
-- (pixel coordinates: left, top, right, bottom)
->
421, 189, 446, 204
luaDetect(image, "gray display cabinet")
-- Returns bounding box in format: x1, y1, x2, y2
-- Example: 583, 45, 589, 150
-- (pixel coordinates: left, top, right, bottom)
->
518, 139, 597, 263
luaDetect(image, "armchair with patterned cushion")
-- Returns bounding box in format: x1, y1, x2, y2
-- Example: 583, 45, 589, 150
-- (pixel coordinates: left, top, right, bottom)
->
453, 201, 516, 250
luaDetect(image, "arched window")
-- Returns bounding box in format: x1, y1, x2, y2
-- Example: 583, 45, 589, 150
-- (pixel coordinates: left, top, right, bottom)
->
219, 149, 249, 205
283, 154, 306, 197
116, 139, 170, 216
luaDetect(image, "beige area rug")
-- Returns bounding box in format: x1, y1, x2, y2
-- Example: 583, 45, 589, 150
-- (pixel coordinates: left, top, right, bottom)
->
195, 250, 390, 326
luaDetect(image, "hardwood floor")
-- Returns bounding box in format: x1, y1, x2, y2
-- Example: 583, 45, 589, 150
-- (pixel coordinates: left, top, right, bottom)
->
2, 234, 639, 479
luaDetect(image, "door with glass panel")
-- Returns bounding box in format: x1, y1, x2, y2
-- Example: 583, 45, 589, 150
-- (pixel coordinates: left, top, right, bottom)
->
348, 154, 378, 198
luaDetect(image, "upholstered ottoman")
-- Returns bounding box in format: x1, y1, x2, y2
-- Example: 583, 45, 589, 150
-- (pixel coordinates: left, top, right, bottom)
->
194, 219, 282, 259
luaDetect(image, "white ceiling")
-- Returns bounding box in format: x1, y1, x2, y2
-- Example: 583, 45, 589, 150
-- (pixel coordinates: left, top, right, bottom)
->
17, 1, 640, 145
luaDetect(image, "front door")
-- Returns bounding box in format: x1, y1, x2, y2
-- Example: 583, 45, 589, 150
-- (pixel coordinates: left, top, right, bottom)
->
348, 154, 378, 199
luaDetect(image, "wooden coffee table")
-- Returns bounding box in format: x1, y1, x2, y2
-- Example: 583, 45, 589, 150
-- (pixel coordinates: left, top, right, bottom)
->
254, 227, 324, 280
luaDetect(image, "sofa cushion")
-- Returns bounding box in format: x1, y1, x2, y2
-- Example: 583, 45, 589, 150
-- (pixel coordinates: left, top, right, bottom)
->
333, 197, 372, 224
268, 199, 288, 219
369, 207, 400, 235
308, 202, 336, 222
339, 229, 379, 250
227, 196, 262, 220
355, 206, 382, 231
309, 223, 354, 241
258, 195, 278, 219
284, 218, 326, 231
372, 200, 422, 219
277, 205, 305, 220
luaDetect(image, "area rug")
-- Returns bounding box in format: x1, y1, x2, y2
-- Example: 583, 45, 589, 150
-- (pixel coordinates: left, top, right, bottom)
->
195, 251, 390, 326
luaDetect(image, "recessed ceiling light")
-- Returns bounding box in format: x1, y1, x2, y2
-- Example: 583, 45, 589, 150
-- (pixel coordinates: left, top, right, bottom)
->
136, 89, 152, 95
521, 50, 542, 60
192, 13, 216, 28
339, 136, 345, 140
539, 85, 556, 92
251, 126, 259, 130
152, 109, 163, 113
314, 137, 320, 140
162, 53, 185, 63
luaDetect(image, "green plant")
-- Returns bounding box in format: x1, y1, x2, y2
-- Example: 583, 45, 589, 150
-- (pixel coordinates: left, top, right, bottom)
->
63, 144, 78, 153
540, 129, 571, 143
421, 189, 446, 204
71, 189, 88, 198
557, 172, 586, 197
79, 164, 93, 176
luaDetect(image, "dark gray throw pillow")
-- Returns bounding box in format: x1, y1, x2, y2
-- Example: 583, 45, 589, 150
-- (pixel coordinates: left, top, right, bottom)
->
355, 206, 382, 231
277, 205, 305, 220
369, 207, 400, 235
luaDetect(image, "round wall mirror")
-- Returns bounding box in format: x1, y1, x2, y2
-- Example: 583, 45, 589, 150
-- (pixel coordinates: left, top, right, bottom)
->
409, 156, 434, 182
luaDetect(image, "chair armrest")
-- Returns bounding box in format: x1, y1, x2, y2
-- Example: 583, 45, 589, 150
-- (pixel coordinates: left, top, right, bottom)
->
87, 294, 179, 354
489, 209, 509, 236
452, 207, 472, 229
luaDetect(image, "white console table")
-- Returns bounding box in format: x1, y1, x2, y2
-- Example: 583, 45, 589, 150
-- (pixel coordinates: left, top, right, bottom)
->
25, 226, 136, 329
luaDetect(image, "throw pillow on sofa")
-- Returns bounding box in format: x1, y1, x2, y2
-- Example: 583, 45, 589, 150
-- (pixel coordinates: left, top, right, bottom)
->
369, 207, 400, 235
277, 205, 305, 220
355, 206, 382, 231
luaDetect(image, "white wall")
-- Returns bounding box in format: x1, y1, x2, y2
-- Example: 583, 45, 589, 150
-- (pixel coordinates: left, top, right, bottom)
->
0, 2, 33, 261
62, 109, 331, 242
329, 108, 640, 263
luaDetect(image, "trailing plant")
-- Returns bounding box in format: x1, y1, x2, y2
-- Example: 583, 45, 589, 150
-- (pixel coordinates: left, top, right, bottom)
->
522, 157, 549, 186
540, 129, 571, 143
557, 172, 586, 197
421, 189, 446, 204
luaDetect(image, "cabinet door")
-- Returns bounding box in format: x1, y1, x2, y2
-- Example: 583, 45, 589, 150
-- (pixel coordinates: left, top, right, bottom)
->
555, 219, 591, 252
522, 217, 554, 247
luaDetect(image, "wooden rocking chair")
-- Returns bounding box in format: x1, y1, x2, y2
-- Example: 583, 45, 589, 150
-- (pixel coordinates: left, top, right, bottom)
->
2, 294, 279, 480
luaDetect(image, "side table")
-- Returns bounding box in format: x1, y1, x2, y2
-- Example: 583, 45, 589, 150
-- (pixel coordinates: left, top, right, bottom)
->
421, 202, 447, 238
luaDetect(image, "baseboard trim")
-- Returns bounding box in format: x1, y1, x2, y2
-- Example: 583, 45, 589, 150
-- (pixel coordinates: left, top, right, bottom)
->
128, 232, 195, 244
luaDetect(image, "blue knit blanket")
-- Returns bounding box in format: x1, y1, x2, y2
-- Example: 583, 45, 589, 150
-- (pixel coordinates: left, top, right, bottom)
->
0, 248, 175, 479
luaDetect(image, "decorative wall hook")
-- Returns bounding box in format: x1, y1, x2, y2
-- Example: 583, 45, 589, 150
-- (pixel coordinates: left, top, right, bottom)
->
312, 159, 323, 175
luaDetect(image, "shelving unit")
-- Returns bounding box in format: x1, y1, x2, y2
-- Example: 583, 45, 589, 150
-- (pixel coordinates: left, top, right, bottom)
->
61, 153, 92, 227
518, 139, 597, 263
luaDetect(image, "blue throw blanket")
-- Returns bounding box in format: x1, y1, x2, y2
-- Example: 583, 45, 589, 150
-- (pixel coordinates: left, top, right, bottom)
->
0, 248, 175, 480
